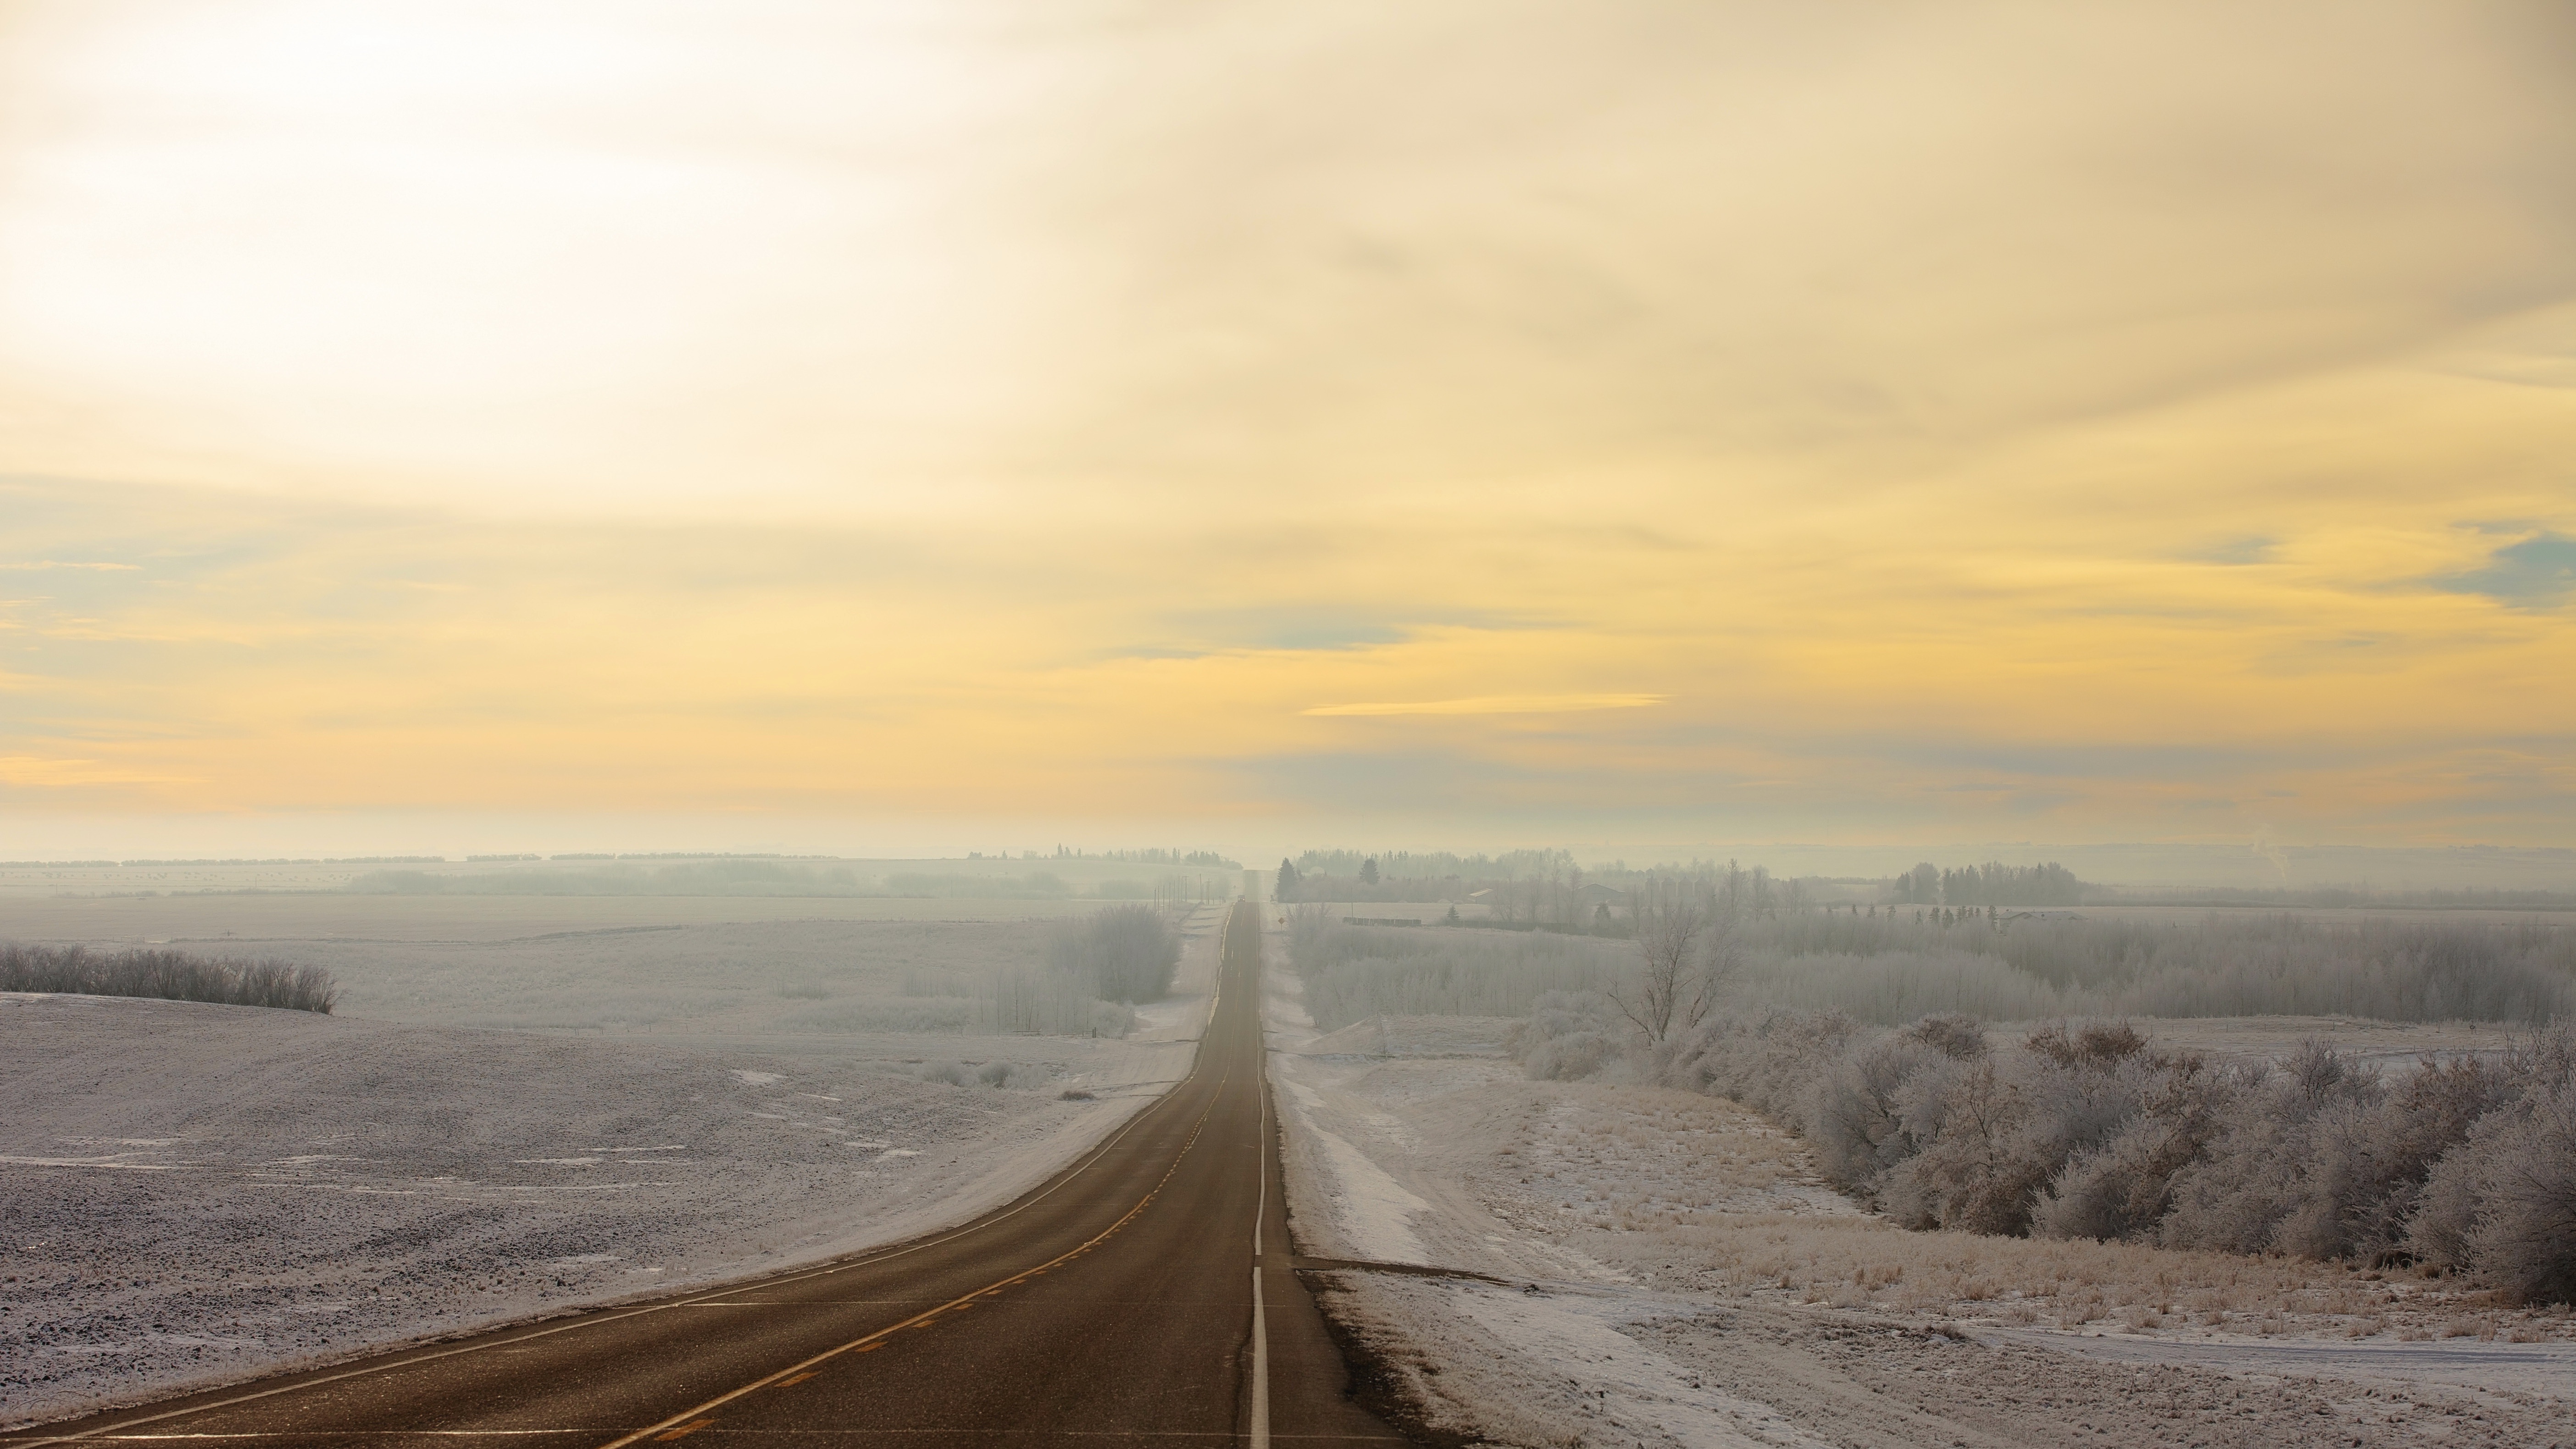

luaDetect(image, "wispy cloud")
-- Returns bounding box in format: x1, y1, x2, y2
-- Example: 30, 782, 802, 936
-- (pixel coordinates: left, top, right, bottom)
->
0, 756, 192, 788
2431, 532, 2576, 608
0, 6, 2569, 843
1304, 695, 1664, 717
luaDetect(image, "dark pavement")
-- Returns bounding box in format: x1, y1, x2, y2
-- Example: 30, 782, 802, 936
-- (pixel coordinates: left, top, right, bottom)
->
5, 901, 1405, 1448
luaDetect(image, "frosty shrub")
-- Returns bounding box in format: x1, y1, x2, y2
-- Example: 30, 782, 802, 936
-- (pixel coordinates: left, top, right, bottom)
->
2409, 1028, 2576, 1303
982, 1060, 1048, 1088
1669, 1009, 1862, 1119
918, 1060, 974, 1086
1879, 1028, 2161, 1236
0, 942, 336, 1014
2156, 1040, 2422, 1259
1636, 1002, 2576, 1302
2410, 1084, 2576, 1304
1905, 1013, 1991, 1060
2030, 1055, 2242, 1245
1804, 1033, 1949, 1193
1515, 990, 1627, 1081
1881, 1057, 2053, 1235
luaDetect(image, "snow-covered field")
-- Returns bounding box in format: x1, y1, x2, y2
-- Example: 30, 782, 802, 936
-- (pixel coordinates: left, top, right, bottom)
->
0, 905, 1221, 1428
1262, 931, 2576, 1448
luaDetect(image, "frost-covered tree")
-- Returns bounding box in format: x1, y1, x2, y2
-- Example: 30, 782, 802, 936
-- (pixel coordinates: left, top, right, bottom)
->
1610, 877, 1734, 1044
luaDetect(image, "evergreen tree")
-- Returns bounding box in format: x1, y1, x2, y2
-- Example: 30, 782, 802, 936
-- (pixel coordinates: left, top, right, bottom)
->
1277, 858, 1301, 902
1359, 857, 1380, 886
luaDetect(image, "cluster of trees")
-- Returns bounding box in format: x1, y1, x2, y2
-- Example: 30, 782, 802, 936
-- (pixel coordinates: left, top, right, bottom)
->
1645, 1011, 2576, 1304
1294, 847, 1574, 880
0, 943, 337, 1014
987, 904, 1182, 1035
1713, 912, 2576, 1025
353, 862, 874, 896
1046, 904, 1182, 1005
1291, 905, 2575, 1035
1279, 845, 2100, 919
1888, 861, 2084, 906
1148, 874, 1233, 911
1277, 848, 1584, 905
1283, 905, 1626, 1033
1097, 848, 1239, 868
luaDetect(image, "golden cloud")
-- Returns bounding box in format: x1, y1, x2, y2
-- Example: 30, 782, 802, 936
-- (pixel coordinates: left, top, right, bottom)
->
1304, 695, 1666, 718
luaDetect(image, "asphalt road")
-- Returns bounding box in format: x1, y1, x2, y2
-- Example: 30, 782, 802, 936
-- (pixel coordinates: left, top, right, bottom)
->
6, 901, 1407, 1448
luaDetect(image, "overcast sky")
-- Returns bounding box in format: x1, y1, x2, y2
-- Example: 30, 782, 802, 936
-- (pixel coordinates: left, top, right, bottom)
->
3, 0, 2571, 856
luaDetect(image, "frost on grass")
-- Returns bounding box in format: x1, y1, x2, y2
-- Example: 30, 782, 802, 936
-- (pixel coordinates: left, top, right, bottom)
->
0, 987, 1191, 1428
1275, 998, 2576, 1448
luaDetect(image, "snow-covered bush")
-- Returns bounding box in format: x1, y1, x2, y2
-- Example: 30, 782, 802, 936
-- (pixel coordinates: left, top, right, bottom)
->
1515, 990, 1626, 1081
2028, 1055, 2243, 1244
1804, 1033, 1949, 1193
1577, 993, 2576, 1302
2412, 1083, 2576, 1305
2408, 1029, 2576, 1303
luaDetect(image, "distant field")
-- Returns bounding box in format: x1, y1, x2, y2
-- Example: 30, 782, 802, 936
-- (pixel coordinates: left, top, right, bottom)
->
2026, 903, 2576, 928
0, 891, 1123, 946
1300, 898, 2576, 931
0, 877, 1234, 1052
0, 855, 1243, 903
11, 910, 1222, 1039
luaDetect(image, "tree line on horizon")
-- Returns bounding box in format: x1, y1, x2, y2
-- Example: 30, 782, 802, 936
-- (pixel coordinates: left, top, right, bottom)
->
1274, 852, 2089, 923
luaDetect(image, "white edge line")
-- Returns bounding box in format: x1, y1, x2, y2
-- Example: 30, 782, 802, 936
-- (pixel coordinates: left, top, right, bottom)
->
1249, 899, 1271, 1449
1250, 1266, 1270, 1449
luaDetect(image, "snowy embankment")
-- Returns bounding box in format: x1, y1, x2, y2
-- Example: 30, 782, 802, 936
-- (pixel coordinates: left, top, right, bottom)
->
1262, 938, 2576, 1449
2, 914, 1217, 1428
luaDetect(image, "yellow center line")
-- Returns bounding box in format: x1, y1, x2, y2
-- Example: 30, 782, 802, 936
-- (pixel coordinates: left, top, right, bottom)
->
12, 929, 1245, 1449
587, 1076, 1231, 1449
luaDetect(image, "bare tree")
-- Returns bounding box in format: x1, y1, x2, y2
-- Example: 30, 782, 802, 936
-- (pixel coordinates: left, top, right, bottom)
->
1611, 876, 1735, 1044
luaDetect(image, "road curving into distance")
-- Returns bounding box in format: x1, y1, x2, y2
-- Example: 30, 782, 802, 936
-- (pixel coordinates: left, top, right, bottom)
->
4, 900, 1406, 1448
